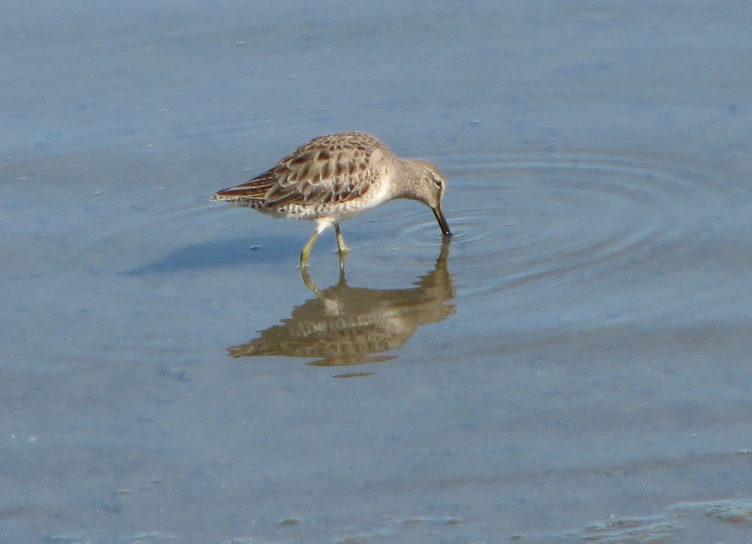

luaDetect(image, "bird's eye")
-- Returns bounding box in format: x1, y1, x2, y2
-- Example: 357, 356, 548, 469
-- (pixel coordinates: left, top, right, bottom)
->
432, 176, 443, 189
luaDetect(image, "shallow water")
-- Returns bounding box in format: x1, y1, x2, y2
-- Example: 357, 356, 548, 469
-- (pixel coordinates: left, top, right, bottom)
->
3, 1, 752, 543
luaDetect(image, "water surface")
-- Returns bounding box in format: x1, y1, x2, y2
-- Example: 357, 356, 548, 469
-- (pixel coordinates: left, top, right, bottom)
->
2, 1, 752, 543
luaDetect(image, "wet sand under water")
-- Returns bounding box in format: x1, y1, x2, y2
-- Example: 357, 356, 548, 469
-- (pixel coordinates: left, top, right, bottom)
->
2, 2, 752, 543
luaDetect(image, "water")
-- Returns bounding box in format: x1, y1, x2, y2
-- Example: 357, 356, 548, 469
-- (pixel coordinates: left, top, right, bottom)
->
2, 2, 752, 543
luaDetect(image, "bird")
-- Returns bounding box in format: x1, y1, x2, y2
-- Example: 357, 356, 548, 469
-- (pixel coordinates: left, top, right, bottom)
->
210, 131, 451, 267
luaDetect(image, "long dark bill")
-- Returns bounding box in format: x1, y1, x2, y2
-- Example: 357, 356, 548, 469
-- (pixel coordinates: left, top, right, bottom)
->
433, 205, 452, 237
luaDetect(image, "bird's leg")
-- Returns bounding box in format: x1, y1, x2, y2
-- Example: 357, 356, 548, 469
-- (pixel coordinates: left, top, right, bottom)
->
337, 253, 348, 286
334, 223, 350, 274
300, 230, 320, 268
334, 223, 350, 256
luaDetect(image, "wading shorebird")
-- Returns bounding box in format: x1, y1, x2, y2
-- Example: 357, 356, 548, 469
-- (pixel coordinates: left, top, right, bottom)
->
210, 131, 452, 267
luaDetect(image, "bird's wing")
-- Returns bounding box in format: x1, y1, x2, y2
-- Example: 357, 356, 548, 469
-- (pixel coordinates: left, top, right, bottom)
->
212, 132, 385, 207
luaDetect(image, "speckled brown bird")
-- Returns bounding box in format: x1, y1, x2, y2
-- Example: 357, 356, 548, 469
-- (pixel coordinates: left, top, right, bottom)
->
210, 131, 452, 267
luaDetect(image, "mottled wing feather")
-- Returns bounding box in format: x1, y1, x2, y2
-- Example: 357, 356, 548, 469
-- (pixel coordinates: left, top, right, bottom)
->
213, 132, 385, 209
213, 168, 276, 200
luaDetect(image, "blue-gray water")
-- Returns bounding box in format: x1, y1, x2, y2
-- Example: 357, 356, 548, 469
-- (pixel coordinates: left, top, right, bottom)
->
2, 2, 752, 543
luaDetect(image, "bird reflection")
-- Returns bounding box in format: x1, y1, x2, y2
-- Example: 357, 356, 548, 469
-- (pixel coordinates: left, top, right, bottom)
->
227, 239, 455, 368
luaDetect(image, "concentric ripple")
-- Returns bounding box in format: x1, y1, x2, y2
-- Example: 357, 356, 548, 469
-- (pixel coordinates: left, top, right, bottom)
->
369, 150, 726, 326
35, 148, 731, 363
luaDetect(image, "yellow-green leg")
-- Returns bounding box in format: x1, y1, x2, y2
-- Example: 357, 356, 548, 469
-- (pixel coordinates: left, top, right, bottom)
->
334, 223, 350, 255
300, 230, 320, 268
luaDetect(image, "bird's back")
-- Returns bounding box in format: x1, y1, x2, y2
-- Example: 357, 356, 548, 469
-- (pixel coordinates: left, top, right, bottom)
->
211, 132, 394, 219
